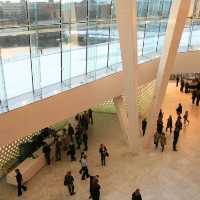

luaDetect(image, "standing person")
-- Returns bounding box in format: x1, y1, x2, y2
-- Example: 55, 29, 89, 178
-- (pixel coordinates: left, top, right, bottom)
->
175, 116, 183, 130
80, 113, 85, 130
99, 144, 109, 167
142, 118, 147, 136
154, 131, 160, 149
80, 114, 87, 130
55, 138, 62, 161
132, 188, 142, 200
91, 179, 101, 200
160, 132, 166, 152
68, 142, 76, 161
75, 113, 80, 123
157, 118, 163, 134
82, 131, 88, 151
176, 75, 180, 87
15, 169, 27, 196
42, 143, 51, 165
68, 123, 74, 141
192, 90, 197, 104
158, 109, 164, 120
75, 124, 82, 149
180, 79, 185, 92
79, 152, 85, 174
183, 110, 189, 125
176, 103, 182, 116
88, 108, 93, 124
80, 155, 90, 180
173, 117, 182, 151
185, 81, 189, 93
196, 90, 200, 106
173, 126, 181, 151
166, 115, 173, 133
84, 111, 89, 130
64, 171, 75, 196
89, 175, 99, 199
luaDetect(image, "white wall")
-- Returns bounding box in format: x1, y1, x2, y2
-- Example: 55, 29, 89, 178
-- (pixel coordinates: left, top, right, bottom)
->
139, 50, 200, 84
0, 73, 123, 146
0, 50, 200, 146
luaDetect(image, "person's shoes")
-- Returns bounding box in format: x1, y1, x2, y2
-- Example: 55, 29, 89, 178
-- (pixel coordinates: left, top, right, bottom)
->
18, 193, 22, 197
173, 148, 177, 151
89, 195, 92, 199
24, 187, 27, 191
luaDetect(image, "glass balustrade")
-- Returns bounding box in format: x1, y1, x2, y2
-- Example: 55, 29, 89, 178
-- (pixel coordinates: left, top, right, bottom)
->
0, 0, 200, 113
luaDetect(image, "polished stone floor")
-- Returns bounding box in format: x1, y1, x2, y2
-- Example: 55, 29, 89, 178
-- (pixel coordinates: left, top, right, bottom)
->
0, 82, 200, 200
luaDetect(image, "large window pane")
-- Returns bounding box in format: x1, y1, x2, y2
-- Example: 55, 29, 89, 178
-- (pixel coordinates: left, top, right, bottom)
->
87, 22, 109, 72
190, 20, 200, 50
0, 28, 32, 98
108, 22, 121, 67
142, 21, 160, 57
29, 0, 60, 25
156, 21, 168, 54
71, 23, 86, 77
62, 0, 87, 23
3, 59, 32, 99
62, 24, 71, 83
179, 21, 191, 52
37, 26, 61, 87
88, 0, 111, 21
0, 0, 27, 28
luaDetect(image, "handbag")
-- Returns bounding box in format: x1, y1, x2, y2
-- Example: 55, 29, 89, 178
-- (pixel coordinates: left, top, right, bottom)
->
105, 152, 109, 157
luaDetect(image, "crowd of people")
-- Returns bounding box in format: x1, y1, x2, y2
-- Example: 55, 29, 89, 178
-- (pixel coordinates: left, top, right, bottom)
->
15, 77, 197, 199
153, 103, 189, 152
141, 77, 192, 152
15, 108, 122, 200
176, 75, 200, 106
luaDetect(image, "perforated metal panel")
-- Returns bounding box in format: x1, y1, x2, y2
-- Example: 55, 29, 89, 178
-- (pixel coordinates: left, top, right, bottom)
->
137, 80, 155, 117
0, 133, 39, 177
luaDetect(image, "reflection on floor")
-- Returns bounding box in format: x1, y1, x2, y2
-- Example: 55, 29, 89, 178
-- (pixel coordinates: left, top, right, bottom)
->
0, 82, 200, 200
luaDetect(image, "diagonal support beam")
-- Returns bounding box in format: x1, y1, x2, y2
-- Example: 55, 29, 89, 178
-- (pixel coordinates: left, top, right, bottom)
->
116, 0, 140, 153
0, 49, 8, 112
145, 0, 191, 146
113, 96, 129, 142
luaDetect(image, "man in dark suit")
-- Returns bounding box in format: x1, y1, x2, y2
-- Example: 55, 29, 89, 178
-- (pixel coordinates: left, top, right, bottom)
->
15, 169, 27, 196
64, 171, 75, 195
82, 131, 88, 151
142, 118, 147, 136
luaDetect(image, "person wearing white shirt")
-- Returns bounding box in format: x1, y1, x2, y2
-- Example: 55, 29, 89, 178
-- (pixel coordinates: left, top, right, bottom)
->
81, 155, 89, 180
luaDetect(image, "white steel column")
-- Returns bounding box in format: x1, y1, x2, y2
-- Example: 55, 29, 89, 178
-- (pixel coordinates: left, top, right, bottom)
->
188, 0, 196, 17
116, 0, 140, 152
113, 96, 129, 142
0, 49, 8, 112
145, 0, 191, 146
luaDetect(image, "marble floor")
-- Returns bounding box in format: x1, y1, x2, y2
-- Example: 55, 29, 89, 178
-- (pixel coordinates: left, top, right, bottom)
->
0, 82, 200, 200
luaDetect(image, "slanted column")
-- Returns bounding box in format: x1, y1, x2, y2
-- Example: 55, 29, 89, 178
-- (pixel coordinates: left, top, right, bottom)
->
113, 96, 129, 142
116, 0, 141, 153
0, 49, 8, 112
145, 0, 191, 147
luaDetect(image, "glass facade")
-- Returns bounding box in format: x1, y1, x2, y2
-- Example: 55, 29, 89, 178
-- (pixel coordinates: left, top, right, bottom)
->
0, 0, 200, 113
